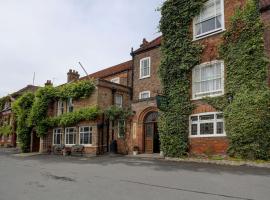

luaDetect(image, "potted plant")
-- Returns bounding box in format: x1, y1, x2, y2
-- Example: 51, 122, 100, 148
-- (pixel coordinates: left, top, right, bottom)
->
133, 146, 139, 156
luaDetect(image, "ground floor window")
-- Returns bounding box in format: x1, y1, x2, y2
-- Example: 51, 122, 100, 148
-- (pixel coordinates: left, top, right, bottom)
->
65, 127, 76, 145
190, 112, 225, 137
53, 128, 63, 145
79, 126, 93, 145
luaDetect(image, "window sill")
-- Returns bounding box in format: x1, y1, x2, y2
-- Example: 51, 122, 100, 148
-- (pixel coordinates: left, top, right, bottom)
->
193, 29, 226, 42
139, 76, 150, 80
80, 144, 93, 147
191, 92, 224, 101
189, 134, 226, 138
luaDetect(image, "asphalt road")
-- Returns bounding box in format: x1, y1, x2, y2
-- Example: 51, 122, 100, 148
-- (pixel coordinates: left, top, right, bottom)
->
0, 150, 270, 200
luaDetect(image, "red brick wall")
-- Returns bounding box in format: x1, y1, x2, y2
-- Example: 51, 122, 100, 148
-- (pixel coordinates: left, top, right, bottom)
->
189, 137, 229, 155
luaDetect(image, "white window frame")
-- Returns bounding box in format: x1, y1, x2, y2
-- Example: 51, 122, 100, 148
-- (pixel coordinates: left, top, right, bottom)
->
79, 126, 93, 146
189, 112, 226, 138
140, 57, 151, 79
193, 0, 225, 40
139, 91, 151, 100
53, 128, 63, 145
65, 127, 76, 146
67, 98, 74, 113
111, 77, 120, 84
57, 100, 64, 116
192, 60, 224, 100
115, 94, 123, 108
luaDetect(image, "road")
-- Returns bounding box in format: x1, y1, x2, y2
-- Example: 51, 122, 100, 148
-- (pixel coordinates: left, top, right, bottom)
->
0, 150, 269, 200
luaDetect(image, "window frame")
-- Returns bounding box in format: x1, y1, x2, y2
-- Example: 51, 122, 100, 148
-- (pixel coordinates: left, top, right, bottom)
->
192, 60, 224, 100
53, 128, 63, 145
65, 127, 77, 146
115, 94, 123, 108
111, 77, 120, 84
79, 126, 93, 146
189, 112, 226, 138
139, 57, 151, 79
139, 91, 151, 100
67, 98, 74, 113
57, 100, 64, 116
193, 0, 225, 40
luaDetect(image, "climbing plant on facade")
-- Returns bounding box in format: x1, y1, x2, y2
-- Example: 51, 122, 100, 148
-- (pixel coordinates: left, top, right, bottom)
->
219, 0, 270, 160
29, 80, 96, 137
12, 92, 35, 152
159, 0, 206, 157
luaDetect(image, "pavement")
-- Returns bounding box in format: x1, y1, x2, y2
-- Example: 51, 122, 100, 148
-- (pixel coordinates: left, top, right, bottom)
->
0, 149, 270, 200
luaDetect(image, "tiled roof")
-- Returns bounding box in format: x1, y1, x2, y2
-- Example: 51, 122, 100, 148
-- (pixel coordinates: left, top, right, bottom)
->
133, 36, 162, 55
260, 0, 270, 11
11, 85, 39, 98
83, 60, 132, 79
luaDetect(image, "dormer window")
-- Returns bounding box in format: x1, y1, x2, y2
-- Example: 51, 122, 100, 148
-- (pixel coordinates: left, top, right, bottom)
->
4, 101, 10, 110
193, 0, 225, 39
140, 57, 151, 79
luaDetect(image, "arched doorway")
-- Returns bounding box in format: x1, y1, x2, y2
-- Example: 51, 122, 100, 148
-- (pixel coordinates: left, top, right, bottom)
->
144, 112, 159, 153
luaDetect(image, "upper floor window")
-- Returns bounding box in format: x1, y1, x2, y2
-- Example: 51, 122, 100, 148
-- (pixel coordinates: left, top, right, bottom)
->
67, 98, 74, 113
57, 100, 64, 116
4, 101, 10, 110
140, 57, 151, 79
193, 0, 225, 39
115, 94, 123, 108
192, 60, 224, 99
79, 126, 93, 146
53, 128, 63, 145
111, 77, 120, 84
190, 112, 225, 137
139, 91, 150, 100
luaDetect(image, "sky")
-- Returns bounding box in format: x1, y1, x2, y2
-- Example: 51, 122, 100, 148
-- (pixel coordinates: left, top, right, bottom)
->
0, 0, 163, 97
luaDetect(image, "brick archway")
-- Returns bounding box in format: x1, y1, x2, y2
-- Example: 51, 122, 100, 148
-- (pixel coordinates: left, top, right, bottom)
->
137, 107, 159, 153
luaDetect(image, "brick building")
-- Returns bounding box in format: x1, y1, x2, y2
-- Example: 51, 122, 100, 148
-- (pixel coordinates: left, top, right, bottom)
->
39, 61, 133, 155
0, 85, 39, 147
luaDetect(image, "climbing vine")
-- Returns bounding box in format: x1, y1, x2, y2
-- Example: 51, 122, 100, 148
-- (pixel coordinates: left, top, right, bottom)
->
12, 92, 35, 152
0, 125, 12, 136
219, 0, 270, 160
158, 0, 205, 157
28, 80, 96, 137
104, 106, 133, 121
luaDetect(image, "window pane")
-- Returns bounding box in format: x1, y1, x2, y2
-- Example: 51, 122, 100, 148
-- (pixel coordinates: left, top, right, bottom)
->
191, 116, 198, 121
200, 114, 214, 121
217, 122, 224, 134
216, 113, 223, 119
201, 17, 216, 33
200, 123, 214, 135
191, 124, 198, 135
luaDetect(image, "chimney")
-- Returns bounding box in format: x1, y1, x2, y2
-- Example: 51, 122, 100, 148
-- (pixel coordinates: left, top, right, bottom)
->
140, 38, 149, 47
45, 80, 53, 86
67, 69, 80, 83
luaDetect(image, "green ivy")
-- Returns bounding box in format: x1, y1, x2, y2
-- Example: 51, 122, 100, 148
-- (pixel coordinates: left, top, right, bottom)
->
104, 106, 133, 121
158, 0, 205, 157
48, 106, 100, 128
0, 96, 9, 111
219, 0, 270, 160
12, 93, 35, 152
28, 80, 95, 137
0, 125, 12, 136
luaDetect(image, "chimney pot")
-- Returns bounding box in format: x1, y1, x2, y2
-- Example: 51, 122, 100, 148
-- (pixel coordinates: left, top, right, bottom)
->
67, 69, 80, 83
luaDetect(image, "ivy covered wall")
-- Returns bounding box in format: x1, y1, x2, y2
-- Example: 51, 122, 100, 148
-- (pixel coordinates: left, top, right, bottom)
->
159, 0, 270, 160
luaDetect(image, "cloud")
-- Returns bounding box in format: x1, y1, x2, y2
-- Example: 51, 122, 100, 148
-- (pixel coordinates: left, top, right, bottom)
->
0, 0, 163, 97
